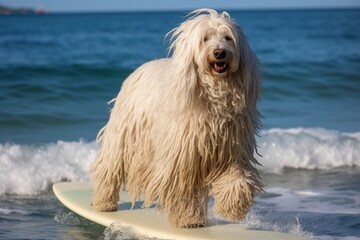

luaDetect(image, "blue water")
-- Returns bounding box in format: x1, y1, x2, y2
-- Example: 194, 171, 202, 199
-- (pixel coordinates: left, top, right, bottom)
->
0, 9, 359, 240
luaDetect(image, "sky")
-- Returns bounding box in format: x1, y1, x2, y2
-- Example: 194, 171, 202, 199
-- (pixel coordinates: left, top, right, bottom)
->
1, 0, 360, 12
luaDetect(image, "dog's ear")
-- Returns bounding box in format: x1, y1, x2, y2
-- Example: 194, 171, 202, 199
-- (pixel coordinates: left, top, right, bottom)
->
167, 21, 199, 103
236, 28, 261, 115
170, 28, 197, 77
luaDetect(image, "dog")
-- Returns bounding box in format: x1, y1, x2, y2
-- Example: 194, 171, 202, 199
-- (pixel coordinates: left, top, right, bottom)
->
91, 8, 263, 228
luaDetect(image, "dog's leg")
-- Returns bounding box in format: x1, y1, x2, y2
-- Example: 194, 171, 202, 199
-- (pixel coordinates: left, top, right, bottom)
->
91, 158, 120, 212
167, 192, 208, 228
211, 164, 260, 221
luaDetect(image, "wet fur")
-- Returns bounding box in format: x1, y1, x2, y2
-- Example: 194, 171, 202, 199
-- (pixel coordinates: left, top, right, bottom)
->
91, 9, 263, 228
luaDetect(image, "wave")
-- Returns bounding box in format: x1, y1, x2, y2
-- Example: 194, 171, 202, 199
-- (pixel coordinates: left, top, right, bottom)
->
0, 208, 33, 216
0, 128, 359, 196
258, 128, 360, 172
0, 140, 97, 195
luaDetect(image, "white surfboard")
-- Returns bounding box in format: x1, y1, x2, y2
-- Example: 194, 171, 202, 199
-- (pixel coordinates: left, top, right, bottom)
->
53, 182, 309, 240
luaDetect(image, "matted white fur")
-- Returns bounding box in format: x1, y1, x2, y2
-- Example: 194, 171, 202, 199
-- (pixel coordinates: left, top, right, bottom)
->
91, 9, 263, 228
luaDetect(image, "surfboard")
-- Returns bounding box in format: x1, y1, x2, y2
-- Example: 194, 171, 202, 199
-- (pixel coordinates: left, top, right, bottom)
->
53, 182, 309, 240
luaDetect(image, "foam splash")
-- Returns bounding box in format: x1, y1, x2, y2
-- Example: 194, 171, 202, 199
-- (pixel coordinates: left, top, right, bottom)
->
54, 210, 82, 225
0, 140, 97, 195
54, 209, 102, 227
244, 210, 310, 237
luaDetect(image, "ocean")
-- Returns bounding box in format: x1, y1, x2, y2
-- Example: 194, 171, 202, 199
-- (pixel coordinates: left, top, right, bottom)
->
0, 9, 359, 240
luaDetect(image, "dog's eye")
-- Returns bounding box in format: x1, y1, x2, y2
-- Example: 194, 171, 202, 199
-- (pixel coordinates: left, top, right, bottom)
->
225, 36, 232, 41
203, 36, 208, 42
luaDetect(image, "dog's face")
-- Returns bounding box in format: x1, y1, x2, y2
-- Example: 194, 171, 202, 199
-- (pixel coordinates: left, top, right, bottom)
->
170, 9, 242, 80
197, 23, 240, 79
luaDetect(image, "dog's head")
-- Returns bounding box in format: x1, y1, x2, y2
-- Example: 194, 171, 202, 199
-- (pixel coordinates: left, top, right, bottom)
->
169, 9, 257, 80
169, 9, 260, 117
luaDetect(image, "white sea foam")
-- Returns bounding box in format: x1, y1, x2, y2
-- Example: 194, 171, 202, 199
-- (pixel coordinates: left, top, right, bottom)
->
0, 128, 359, 196
0, 140, 97, 195
258, 128, 360, 173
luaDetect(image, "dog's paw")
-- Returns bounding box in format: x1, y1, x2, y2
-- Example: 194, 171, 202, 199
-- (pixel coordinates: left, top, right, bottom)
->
214, 198, 251, 221
181, 223, 206, 228
168, 207, 207, 228
92, 201, 118, 212
212, 177, 255, 221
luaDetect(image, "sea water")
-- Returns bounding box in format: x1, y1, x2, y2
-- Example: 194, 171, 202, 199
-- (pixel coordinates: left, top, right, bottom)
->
0, 9, 359, 240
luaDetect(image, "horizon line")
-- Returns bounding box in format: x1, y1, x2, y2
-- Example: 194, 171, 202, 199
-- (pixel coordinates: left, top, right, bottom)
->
25, 6, 360, 14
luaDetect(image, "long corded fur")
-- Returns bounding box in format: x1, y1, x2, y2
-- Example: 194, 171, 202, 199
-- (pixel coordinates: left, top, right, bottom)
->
91, 9, 263, 227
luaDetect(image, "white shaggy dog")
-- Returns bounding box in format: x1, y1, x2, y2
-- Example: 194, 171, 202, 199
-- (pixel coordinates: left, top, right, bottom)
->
91, 9, 263, 228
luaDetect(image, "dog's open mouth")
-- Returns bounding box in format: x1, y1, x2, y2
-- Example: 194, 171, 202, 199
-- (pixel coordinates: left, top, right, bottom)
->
212, 61, 228, 74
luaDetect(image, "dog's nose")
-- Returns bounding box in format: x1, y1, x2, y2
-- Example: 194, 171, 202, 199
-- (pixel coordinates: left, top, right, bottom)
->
213, 49, 226, 59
